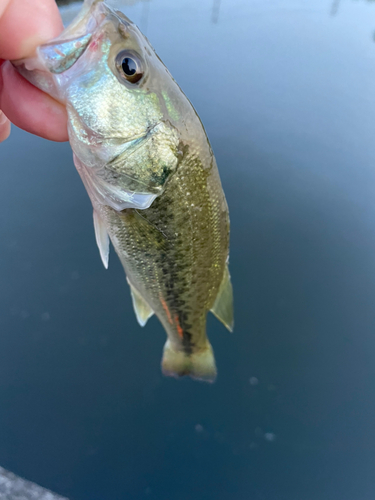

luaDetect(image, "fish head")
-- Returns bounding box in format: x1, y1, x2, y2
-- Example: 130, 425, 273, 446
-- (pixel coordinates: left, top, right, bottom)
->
14, 0, 186, 211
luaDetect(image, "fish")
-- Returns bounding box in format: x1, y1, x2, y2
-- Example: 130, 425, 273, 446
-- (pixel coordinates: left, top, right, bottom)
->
14, 0, 233, 382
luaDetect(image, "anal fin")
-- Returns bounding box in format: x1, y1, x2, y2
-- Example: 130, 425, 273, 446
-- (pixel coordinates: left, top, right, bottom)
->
127, 279, 154, 327
93, 210, 109, 269
210, 264, 234, 332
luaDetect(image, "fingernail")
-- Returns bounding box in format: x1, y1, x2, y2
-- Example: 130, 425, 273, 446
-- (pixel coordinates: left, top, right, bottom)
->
0, 110, 8, 125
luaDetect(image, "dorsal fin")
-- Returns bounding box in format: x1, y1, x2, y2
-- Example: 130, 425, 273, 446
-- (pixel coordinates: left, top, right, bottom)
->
210, 264, 234, 332
127, 279, 154, 327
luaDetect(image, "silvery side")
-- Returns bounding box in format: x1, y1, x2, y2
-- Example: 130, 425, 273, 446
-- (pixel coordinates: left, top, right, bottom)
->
14, 0, 233, 381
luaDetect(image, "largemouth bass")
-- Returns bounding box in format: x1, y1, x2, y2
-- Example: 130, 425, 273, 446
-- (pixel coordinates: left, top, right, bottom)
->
15, 0, 233, 382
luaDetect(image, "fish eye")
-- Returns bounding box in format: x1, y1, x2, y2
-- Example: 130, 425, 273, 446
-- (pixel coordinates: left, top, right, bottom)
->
116, 50, 144, 84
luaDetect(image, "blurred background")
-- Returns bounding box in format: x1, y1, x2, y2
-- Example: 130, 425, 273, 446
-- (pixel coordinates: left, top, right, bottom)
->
1, 0, 375, 498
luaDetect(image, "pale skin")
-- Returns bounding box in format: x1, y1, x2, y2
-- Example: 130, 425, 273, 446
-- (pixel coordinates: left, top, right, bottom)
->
0, 0, 69, 142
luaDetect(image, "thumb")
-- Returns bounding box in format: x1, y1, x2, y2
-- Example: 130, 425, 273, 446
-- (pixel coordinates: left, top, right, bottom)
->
0, 0, 63, 60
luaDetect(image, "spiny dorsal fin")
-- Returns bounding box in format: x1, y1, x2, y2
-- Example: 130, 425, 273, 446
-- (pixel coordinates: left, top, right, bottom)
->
127, 279, 154, 327
210, 264, 234, 332
93, 209, 109, 269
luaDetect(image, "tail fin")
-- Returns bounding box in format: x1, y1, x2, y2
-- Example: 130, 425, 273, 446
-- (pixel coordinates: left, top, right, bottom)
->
161, 340, 217, 383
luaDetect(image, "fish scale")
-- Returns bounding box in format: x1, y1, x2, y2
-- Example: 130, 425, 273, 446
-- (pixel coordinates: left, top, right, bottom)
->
104, 147, 228, 367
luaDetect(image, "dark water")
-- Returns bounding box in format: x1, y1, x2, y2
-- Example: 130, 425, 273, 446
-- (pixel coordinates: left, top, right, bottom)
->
1, 0, 375, 498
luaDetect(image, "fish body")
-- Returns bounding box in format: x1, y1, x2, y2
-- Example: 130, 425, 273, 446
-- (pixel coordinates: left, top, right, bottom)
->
15, 0, 233, 381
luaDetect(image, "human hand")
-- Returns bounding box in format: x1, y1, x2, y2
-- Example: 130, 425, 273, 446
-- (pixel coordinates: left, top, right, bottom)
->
0, 0, 69, 142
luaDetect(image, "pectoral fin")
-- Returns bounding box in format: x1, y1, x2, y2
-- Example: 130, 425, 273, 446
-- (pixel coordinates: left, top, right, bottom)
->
127, 279, 154, 327
210, 264, 234, 332
93, 210, 109, 269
